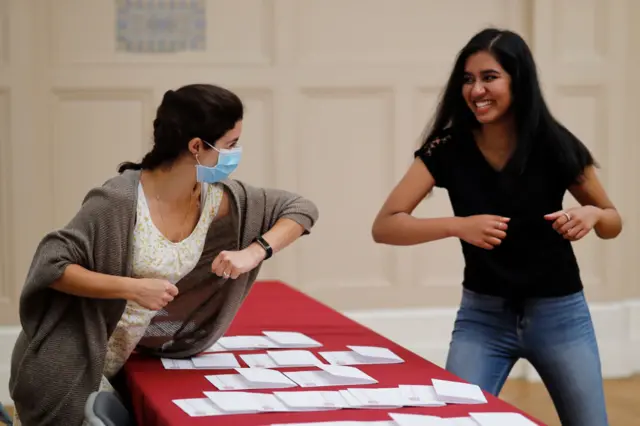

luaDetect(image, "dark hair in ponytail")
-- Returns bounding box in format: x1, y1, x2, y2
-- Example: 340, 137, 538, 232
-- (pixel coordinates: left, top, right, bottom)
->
118, 84, 244, 173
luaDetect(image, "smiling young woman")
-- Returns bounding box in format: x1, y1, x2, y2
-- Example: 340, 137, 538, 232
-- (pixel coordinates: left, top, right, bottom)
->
372, 28, 622, 426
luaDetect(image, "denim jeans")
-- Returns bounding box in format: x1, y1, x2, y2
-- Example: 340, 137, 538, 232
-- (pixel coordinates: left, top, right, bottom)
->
445, 288, 608, 426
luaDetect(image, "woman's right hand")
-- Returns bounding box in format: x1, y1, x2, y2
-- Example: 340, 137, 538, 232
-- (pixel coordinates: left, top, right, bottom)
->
455, 215, 510, 250
129, 278, 179, 310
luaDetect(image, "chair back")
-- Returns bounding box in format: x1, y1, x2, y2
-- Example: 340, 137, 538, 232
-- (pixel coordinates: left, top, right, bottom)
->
0, 403, 12, 426
84, 392, 134, 426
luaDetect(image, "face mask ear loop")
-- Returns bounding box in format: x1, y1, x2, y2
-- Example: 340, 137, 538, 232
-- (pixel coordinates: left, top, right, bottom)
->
202, 139, 220, 153
195, 153, 202, 165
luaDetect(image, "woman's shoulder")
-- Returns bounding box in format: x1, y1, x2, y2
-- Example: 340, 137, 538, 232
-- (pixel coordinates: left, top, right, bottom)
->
80, 170, 140, 215
208, 183, 232, 220
414, 128, 458, 159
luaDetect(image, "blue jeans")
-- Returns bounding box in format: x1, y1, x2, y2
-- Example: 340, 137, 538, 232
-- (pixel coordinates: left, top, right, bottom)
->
445, 289, 608, 426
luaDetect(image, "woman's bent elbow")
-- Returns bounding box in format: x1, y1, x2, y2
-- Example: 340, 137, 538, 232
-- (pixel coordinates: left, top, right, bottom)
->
371, 220, 389, 244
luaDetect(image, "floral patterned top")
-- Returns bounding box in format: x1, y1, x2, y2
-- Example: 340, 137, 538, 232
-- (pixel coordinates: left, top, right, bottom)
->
102, 182, 224, 381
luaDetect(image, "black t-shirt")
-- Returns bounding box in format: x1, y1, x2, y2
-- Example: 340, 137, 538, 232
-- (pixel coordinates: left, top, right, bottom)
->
414, 130, 582, 299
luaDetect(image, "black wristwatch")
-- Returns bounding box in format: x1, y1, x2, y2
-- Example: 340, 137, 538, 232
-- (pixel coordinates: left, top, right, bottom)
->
253, 236, 273, 260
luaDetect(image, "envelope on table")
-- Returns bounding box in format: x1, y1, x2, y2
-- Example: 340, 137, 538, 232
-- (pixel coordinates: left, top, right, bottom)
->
273, 390, 348, 411
337, 389, 366, 409
320, 346, 403, 365
190, 353, 240, 369
162, 356, 240, 370
201, 342, 227, 353
388, 413, 450, 425
432, 379, 487, 404
216, 335, 282, 350
469, 412, 539, 426
267, 350, 325, 367
270, 422, 395, 426
205, 367, 297, 390
161, 358, 196, 370
240, 353, 278, 368
262, 331, 322, 348
270, 422, 396, 426
443, 418, 482, 426
172, 398, 224, 417
345, 387, 405, 409
398, 385, 447, 407
203, 391, 291, 414
284, 364, 378, 387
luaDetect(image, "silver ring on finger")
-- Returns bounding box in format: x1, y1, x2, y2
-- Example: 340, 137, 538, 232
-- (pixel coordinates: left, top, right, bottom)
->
563, 212, 571, 222
223, 271, 230, 278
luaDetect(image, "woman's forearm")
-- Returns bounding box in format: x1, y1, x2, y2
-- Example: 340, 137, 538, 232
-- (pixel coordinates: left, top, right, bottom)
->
594, 207, 622, 239
372, 213, 460, 246
245, 218, 306, 261
51, 264, 134, 300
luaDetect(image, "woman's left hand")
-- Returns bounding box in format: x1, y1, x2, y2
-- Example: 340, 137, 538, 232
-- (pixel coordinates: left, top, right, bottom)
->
211, 244, 266, 279
544, 206, 603, 241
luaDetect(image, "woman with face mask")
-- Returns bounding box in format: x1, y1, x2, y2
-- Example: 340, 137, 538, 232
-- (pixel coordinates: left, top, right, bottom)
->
372, 29, 621, 426
10, 84, 319, 426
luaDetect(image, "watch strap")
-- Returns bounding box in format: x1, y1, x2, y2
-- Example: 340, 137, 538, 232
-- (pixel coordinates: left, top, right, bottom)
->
254, 236, 273, 260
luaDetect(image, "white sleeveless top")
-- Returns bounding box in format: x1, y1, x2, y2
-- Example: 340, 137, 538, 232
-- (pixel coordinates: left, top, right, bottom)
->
102, 182, 224, 380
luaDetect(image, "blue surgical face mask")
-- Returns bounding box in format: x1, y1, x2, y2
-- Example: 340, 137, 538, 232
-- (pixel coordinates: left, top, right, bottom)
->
195, 141, 242, 184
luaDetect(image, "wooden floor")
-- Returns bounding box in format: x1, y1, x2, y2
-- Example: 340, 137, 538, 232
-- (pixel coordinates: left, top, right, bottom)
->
500, 376, 640, 425
3, 376, 639, 425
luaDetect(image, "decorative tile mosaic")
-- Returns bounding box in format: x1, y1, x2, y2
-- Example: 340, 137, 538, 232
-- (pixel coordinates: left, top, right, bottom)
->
116, 0, 206, 53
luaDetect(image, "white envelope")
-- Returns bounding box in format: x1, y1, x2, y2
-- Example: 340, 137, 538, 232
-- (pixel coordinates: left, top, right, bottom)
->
267, 350, 325, 367
270, 422, 396, 426
190, 353, 240, 369
338, 389, 365, 408
470, 412, 539, 426
205, 368, 297, 390
273, 390, 348, 410
270, 423, 352, 426
263, 331, 322, 348
161, 358, 195, 370
217, 335, 282, 350
432, 379, 487, 404
201, 342, 227, 353
240, 353, 278, 368
172, 398, 224, 417
398, 385, 447, 407
203, 391, 291, 414
444, 418, 481, 426
388, 413, 449, 426
345, 387, 404, 408
320, 346, 403, 366
285, 364, 378, 387
162, 354, 240, 370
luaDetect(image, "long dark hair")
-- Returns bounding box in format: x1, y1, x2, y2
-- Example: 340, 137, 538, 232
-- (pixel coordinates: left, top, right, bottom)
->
421, 28, 595, 185
118, 84, 243, 173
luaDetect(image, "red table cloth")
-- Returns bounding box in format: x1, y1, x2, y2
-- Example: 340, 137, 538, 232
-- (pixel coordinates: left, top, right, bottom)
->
124, 280, 544, 425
